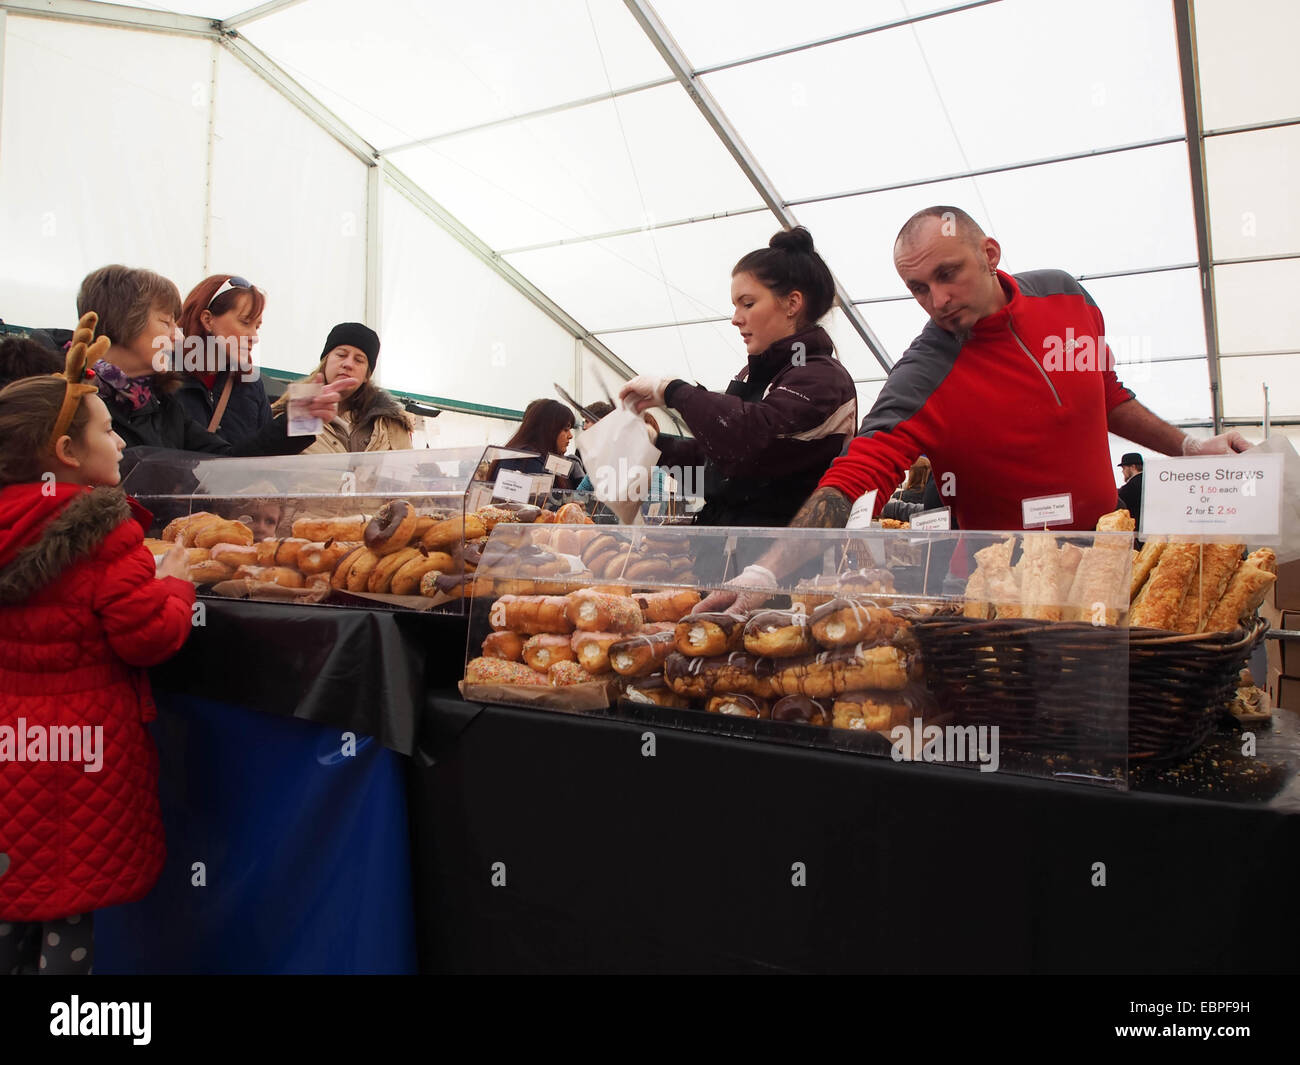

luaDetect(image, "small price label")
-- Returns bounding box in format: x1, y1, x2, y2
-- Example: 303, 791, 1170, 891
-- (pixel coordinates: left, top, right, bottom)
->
909, 506, 952, 531
492, 470, 532, 503
544, 453, 575, 477
846, 490, 878, 530
1021, 493, 1073, 528
1142, 453, 1282, 539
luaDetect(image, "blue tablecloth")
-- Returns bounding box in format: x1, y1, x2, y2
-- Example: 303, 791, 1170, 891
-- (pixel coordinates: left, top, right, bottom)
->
96, 694, 417, 975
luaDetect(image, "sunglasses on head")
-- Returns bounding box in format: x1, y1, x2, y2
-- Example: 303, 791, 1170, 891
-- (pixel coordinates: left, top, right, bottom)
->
206, 276, 253, 310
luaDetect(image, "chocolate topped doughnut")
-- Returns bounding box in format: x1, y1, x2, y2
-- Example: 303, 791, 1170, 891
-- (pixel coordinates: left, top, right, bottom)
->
364, 500, 417, 555
771, 695, 831, 727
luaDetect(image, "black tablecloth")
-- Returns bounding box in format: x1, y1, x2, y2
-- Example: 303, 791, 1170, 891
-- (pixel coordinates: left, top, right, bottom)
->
149, 599, 469, 756
408, 694, 1300, 973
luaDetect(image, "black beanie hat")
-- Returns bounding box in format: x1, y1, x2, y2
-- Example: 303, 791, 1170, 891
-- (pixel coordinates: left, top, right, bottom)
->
321, 322, 380, 373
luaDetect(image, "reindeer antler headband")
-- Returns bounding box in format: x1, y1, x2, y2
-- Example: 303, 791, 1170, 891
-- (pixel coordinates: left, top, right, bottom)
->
48, 311, 108, 449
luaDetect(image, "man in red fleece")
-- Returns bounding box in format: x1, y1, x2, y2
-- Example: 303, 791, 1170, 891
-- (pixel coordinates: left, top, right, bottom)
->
797, 206, 1248, 535
715, 205, 1251, 599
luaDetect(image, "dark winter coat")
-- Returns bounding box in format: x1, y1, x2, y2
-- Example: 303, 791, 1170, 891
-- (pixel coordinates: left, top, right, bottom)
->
173, 370, 275, 450
656, 325, 857, 527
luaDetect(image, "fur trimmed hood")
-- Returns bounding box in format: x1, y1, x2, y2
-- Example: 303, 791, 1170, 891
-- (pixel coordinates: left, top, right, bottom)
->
0, 485, 133, 604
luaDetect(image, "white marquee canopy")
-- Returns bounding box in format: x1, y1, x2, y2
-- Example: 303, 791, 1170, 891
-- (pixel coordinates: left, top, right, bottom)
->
1, 0, 1295, 449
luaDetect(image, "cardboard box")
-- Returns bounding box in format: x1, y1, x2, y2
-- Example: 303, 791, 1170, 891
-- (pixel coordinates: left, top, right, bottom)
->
1275, 558, 1300, 611
1267, 667, 1300, 713
1280, 612, 1300, 675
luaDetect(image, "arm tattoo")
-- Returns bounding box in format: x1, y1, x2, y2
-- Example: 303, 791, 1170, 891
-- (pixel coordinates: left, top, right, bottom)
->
789, 486, 853, 530
753, 487, 854, 582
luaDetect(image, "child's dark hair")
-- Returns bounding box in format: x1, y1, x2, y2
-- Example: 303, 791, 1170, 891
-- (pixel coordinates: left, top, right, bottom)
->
732, 226, 836, 326
0, 336, 63, 389
0, 376, 95, 484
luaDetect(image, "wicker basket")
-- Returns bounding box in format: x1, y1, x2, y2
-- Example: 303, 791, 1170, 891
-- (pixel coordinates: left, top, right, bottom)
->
912, 616, 1267, 763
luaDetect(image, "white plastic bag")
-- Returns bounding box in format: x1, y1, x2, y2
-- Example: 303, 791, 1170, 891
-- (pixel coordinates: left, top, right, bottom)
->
576, 406, 661, 525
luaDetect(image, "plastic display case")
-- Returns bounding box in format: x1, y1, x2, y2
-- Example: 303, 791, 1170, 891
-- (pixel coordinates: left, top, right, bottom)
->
460, 524, 1138, 788
122, 445, 555, 611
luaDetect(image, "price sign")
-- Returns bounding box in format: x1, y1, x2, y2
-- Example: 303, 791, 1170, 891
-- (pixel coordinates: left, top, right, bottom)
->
491, 469, 532, 503
1142, 453, 1282, 539
1021, 493, 1073, 528
846, 490, 878, 530
544, 453, 575, 477
909, 507, 952, 531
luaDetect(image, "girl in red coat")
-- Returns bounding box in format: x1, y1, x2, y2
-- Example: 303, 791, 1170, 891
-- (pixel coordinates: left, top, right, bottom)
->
0, 315, 194, 975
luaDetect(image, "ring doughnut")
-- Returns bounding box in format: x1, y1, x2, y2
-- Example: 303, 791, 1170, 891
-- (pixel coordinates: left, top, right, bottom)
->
364, 500, 418, 555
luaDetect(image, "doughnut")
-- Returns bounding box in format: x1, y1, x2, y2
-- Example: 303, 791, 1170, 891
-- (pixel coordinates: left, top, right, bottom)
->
743, 609, 816, 658
663, 651, 775, 699
492, 502, 542, 523
572, 631, 624, 673
588, 545, 631, 580
810, 599, 911, 649
421, 513, 486, 550
580, 533, 623, 567
390, 551, 456, 596
633, 589, 701, 623
534, 509, 557, 524
768, 643, 918, 699
707, 693, 770, 719
413, 515, 438, 538
465, 657, 548, 686
608, 630, 675, 677
555, 502, 587, 524
368, 546, 424, 593
523, 633, 578, 672
622, 674, 690, 708
297, 540, 361, 576
188, 559, 234, 584
292, 514, 371, 542
254, 537, 311, 567
477, 505, 527, 531
346, 549, 382, 593
233, 564, 304, 589
329, 545, 367, 590
625, 554, 674, 582
564, 590, 642, 633
490, 594, 574, 634
209, 542, 258, 567
771, 695, 831, 727
364, 500, 418, 556
482, 631, 524, 662
673, 612, 746, 657
163, 511, 212, 542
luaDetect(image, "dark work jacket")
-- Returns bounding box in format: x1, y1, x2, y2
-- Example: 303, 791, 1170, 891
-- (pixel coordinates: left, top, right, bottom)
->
173, 371, 274, 450
1117, 472, 1142, 531
657, 326, 857, 527
98, 377, 308, 458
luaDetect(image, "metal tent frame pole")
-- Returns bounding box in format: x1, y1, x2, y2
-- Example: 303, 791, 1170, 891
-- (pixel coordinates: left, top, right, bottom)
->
623, 0, 894, 373
0, 0, 636, 386
1173, 0, 1224, 434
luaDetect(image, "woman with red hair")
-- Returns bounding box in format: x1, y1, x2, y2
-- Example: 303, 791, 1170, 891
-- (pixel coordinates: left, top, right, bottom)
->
173, 274, 274, 449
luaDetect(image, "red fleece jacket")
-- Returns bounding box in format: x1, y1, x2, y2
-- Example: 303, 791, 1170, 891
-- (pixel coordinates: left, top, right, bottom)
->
819, 269, 1134, 532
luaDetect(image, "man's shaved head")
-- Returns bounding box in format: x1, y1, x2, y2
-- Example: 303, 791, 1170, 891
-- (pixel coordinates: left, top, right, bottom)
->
895, 206, 987, 253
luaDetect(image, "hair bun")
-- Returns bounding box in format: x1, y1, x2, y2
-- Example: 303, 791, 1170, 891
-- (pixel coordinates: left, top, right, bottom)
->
769, 226, 815, 255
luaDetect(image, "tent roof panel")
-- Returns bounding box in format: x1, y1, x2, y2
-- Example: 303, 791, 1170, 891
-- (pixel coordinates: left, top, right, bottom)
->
247, 0, 669, 150
385, 83, 764, 250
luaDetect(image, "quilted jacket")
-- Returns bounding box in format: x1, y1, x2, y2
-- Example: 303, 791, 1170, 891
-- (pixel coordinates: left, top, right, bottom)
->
0, 482, 195, 921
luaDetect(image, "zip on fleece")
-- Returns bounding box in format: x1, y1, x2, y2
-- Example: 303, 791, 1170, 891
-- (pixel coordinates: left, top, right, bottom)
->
1007, 315, 1063, 407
